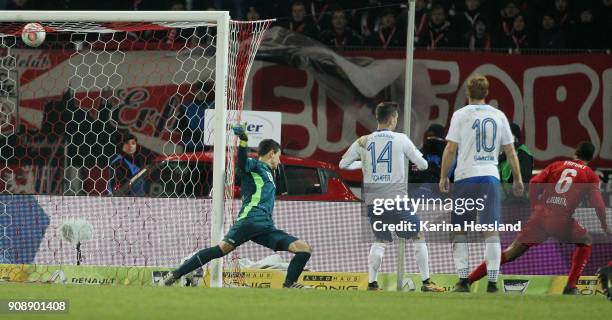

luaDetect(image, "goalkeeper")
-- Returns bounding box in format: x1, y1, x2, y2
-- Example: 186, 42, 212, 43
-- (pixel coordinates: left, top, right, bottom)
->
162, 125, 312, 288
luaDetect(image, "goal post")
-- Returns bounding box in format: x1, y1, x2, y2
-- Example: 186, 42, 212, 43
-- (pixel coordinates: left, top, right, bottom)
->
398, 0, 417, 291
209, 10, 229, 289
0, 11, 271, 287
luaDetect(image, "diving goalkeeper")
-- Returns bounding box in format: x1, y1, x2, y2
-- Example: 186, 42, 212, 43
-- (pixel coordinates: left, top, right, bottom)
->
162, 125, 312, 288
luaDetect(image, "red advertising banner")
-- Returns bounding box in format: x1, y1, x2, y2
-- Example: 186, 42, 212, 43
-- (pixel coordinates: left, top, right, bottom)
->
247, 49, 612, 170
3, 36, 611, 194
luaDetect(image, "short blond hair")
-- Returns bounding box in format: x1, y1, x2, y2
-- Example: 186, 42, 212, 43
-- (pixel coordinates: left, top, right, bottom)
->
466, 74, 489, 100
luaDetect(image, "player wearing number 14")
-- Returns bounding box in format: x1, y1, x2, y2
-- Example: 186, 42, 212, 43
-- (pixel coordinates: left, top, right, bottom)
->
340, 102, 444, 292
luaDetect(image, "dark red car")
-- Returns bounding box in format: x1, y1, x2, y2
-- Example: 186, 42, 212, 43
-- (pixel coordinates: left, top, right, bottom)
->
146, 152, 358, 201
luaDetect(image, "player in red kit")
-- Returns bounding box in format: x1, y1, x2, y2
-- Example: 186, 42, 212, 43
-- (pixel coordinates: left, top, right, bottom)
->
467, 142, 611, 294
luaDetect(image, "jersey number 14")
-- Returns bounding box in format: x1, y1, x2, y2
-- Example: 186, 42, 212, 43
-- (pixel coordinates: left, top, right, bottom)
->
367, 141, 392, 174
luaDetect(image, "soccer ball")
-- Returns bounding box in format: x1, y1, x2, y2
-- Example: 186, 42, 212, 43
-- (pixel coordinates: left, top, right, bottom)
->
21, 23, 46, 47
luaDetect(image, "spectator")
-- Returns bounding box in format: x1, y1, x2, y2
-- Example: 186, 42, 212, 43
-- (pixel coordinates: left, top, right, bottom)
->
551, 0, 573, 32
432, 0, 457, 17
245, 0, 289, 20
282, 1, 318, 39
501, 14, 532, 52
108, 132, 145, 196
169, 0, 185, 10
351, 0, 384, 39
538, 12, 566, 49
418, 5, 458, 49
309, 0, 333, 31
499, 0, 521, 37
321, 9, 362, 49
215, 0, 244, 20
246, 5, 261, 21
6, 0, 37, 10
191, 0, 243, 18
598, 0, 612, 49
99, 0, 164, 10
571, 8, 599, 49
366, 10, 405, 48
467, 18, 492, 51
419, 123, 446, 182
412, 0, 430, 45
180, 81, 215, 152
409, 123, 446, 196
455, 0, 485, 43
163, 0, 192, 45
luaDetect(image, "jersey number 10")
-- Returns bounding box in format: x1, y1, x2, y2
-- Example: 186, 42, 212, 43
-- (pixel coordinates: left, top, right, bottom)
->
367, 141, 392, 174
472, 118, 498, 152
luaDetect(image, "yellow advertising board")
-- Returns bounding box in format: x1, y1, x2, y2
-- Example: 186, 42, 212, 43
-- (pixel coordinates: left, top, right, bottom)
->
298, 272, 368, 290
549, 276, 606, 297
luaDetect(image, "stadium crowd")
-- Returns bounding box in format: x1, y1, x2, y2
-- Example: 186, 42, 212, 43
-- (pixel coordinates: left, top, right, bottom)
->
4, 0, 612, 51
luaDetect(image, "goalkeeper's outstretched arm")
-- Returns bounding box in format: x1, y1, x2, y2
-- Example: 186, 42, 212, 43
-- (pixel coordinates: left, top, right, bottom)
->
237, 141, 250, 172
233, 124, 252, 173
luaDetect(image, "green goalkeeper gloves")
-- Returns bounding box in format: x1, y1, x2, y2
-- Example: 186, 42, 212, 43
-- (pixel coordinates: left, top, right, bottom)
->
232, 123, 248, 143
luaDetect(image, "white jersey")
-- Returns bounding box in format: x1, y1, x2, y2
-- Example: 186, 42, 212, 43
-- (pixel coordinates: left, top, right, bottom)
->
446, 104, 514, 181
340, 130, 427, 199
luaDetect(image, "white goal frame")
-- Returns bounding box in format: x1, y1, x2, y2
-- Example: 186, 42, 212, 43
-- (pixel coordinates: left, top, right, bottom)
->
0, 10, 231, 288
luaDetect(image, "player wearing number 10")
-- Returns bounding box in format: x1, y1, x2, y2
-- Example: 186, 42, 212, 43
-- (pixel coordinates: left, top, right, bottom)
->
439, 74, 524, 293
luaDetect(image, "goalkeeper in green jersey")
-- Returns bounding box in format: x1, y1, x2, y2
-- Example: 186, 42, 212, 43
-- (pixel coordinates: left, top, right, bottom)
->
161, 124, 312, 288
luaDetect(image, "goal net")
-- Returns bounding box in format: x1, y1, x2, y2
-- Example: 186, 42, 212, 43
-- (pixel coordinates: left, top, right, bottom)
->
0, 11, 271, 287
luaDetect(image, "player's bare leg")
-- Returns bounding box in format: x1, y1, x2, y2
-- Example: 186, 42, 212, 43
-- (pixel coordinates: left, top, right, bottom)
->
161, 241, 235, 286
283, 240, 312, 288
412, 233, 444, 292
452, 231, 470, 292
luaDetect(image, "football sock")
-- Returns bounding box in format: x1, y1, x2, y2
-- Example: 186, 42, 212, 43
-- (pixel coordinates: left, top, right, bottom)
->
175, 245, 224, 278
469, 252, 509, 284
484, 235, 501, 283
368, 243, 386, 283
413, 239, 430, 282
468, 262, 487, 284
567, 244, 592, 288
284, 252, 311, 286
453, 235, 469, 279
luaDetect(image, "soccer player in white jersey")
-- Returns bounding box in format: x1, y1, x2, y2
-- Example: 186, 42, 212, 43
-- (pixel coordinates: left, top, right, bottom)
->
439, 75, 524, 293
340, 102, 444, 292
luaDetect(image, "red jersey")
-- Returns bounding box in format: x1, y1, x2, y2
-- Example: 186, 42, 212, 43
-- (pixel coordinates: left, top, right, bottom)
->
529, 159, 606, 221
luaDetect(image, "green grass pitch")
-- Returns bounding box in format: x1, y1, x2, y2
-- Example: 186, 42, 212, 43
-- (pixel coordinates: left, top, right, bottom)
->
1, 283, 609, 320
